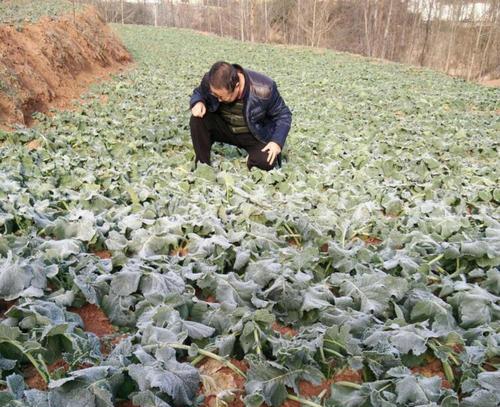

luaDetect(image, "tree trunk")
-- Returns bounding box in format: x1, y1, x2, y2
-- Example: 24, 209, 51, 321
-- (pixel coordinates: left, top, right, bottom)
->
207, 4, 211, 33
381, 0, 394, 59
153, 1, 158, 27
478, 1, 499, 77
364, 0, 371, 56
264, 0, 268, 43
407, 0, 421, 63
249, 0, 255, 42
444, 1, 462, 73
311, 0, 317, 47
218, 0, 224, 37
419, 0, 434, 66
296, 0, 301, 45
240, 0, 245, 42
468, 4, 486, 80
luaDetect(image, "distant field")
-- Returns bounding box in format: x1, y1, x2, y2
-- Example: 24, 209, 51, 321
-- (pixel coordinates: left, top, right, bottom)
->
0, 0, 81, 24
0, 21, 499, 407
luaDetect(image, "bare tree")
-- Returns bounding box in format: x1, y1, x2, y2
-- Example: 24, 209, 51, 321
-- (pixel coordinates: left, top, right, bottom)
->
419, 0, 434, 66
381, 0, 394, 59
79, 0, 500, 81
479, 1, 499, 77
240, 0, 245, 42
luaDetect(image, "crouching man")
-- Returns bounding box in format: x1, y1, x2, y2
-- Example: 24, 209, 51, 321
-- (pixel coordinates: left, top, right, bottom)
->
189, 61, 292, 170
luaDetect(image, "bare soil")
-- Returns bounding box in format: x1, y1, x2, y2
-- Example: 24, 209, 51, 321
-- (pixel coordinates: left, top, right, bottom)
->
411, 358, 452, 389
25, 359, 69, 391
198, 358, 248, 407
356, 234, 383, 246
115, 402, 138, 407
69, 303, 116, 337
170, 246, 189, 257
272, 321, 298, 337
0, 299, 16, 318
480, 79, 500, 88
281, 368, 363, 407
93, 250, 112, 259
0, 5, 132, 129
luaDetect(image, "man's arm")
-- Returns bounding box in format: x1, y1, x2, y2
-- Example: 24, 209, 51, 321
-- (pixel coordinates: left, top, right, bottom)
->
266, 82, 292, 148
189, 73, 210, 109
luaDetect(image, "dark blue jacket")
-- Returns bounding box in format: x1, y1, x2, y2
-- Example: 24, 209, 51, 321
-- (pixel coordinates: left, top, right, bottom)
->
189, 64, 292, 148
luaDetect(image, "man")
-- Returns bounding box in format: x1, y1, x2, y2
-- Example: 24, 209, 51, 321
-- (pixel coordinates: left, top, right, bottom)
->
189, 61, 292, 171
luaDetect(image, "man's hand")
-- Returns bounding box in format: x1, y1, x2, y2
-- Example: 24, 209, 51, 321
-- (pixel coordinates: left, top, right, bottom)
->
191, 102, 206, 118
261, 141, 281, 165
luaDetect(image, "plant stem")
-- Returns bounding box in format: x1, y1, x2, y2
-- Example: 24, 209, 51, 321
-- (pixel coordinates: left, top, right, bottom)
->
436, 266, 447, 274
323, 347, 344, 358
319, 346, 326, 364
254, 328, 262, 355
334, 381, 363, 389
324, 338, 347, 350
324, 259, 333, 275
284, 223, 301, 246
287, 394, 324, 407
428, 253, 444, 265
165, 343, 247, 378
190, 354, 205, 366
8, 341, 49, 383
442, 360, 455, 385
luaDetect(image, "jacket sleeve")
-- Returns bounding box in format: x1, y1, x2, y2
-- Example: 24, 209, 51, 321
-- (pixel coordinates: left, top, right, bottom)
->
189, 73, 210, 109
266, 82, 292, 148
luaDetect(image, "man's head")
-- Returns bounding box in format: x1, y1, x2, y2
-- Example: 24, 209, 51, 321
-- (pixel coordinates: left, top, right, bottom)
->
208, 61, 242, 103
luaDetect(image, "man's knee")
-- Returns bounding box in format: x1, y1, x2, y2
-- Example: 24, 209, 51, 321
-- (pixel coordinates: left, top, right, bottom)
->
190, 114, 204, 129
247, 154, 275, 171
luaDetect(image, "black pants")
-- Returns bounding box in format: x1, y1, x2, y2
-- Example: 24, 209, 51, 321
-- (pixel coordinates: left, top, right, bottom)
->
190, 112, 278, 171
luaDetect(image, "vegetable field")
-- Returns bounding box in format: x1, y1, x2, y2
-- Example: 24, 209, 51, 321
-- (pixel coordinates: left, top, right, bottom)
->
0, 0, 80, 24
1, 22, 499, 407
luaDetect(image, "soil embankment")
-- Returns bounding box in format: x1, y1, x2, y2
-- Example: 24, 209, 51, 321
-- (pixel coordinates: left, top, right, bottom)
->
0, 6, 132, 128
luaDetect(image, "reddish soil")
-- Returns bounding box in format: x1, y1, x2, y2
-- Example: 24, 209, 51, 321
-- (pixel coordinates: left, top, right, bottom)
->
286, 237, 302, 247
280, 368, 363, 407
281, 399, 301, 407
93, 250, 112, 259
0, 6, 132, 129
69, 303, 116, 337
332, 368, 363, 384
0, 299, 16, 318
360, 235, 383, 245
298, 378, 333, 399
115, 402, 138, 407
411, 358, 452, 389
272, 321, 298, 337
198, 358, 248, 407
484, 357, 499, 371
480, 78, 500, 88
194, 287, 217, 303
170, 246, 189, 257
25, 359, 69, 390
68, 303, 126, 356
25, 139, 42, 150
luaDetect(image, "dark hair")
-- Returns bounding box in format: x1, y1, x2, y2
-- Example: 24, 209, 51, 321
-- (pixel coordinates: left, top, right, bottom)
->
208, 61, 239, 91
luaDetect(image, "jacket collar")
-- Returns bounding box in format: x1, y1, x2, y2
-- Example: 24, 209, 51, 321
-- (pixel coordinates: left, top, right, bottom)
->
232, 63, 250, 101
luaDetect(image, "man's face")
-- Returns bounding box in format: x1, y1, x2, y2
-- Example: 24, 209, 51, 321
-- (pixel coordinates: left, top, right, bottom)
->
210, 83, 240, 103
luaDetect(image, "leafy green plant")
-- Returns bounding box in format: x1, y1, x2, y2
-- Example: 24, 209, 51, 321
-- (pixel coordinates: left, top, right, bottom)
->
0, 11, 499, 407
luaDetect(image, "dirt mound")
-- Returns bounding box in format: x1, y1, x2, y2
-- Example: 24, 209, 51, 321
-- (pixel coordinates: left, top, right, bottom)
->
0, 6, 132, 128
